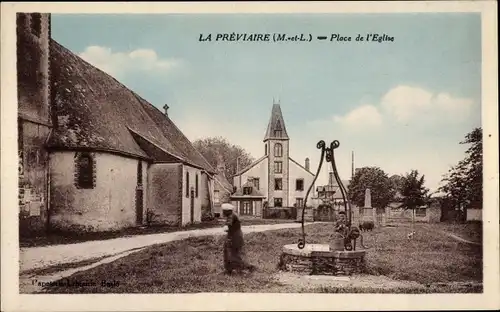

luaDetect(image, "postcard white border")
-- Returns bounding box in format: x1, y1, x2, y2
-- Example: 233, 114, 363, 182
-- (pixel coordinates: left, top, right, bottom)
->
1, 1, 498, 311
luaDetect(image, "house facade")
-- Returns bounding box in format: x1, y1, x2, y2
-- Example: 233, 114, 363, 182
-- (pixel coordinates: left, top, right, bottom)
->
18, 13, 216, 236
231, 103, 315, 217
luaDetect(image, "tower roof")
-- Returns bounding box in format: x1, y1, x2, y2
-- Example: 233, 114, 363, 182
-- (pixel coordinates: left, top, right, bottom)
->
263, 103, 289, 141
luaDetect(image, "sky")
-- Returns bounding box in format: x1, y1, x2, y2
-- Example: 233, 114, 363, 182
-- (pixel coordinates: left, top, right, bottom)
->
51, 13, 482, 192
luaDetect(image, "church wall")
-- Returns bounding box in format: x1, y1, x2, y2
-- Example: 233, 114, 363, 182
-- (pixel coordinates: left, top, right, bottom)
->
19, 121, 51, 235
148, 163, 182, 226
199, 172, 212, 214
17, 13, 52, 236
288, 159, 315, 207
49, 151, 144, 232
181, 165, 204, 225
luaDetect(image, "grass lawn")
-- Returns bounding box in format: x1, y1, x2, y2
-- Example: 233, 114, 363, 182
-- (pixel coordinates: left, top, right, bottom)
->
40, 223, 482, 294
423, 221, 482, 243
20, 218, 295, 248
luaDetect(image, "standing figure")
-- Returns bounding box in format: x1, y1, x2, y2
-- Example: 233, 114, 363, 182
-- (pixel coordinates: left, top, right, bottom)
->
221, 204, 256, 275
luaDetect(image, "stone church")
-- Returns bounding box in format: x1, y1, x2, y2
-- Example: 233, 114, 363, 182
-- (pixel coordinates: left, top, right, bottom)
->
231, 103, 316, 217
17, 13, 217, 236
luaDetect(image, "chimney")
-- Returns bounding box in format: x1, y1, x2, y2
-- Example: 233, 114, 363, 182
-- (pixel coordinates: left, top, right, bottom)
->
163, 104, 170, 116
305, 157, 310, 172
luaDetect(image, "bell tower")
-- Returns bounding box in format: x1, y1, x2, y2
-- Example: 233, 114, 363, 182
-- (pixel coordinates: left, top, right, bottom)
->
264, 100, 290, 207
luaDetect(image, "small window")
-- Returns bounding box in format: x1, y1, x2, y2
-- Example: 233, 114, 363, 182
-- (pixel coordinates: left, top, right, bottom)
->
31, 13, 42, 37
274, 198, 283, 207
274, 143, 283, 157
274, 130, 282, 137
296, 198, 304, 207
185, 172, 189, 197
296, 179, 304, 191
253, 178, 260, 190
274, 178, 282, 191
195, 174, 199, 198
265, 144, 268, 156
243, 187, 252, 195
75, 153, 95, 189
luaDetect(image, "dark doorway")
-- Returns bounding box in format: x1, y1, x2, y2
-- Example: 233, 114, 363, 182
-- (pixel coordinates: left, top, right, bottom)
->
136, 161, 143, 225
190, 188, 195, 223
136, 188, 144, 225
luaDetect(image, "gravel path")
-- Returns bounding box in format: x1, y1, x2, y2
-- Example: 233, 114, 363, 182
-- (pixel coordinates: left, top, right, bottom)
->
20, 222, 312, 274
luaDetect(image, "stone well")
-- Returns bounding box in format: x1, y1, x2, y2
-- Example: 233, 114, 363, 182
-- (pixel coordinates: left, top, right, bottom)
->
278, 244, 366, 276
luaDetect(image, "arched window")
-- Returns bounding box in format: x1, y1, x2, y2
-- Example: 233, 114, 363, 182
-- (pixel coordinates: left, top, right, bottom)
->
186, 172, 190, 198
274, 143, 283, 157
75, 152, 95, 189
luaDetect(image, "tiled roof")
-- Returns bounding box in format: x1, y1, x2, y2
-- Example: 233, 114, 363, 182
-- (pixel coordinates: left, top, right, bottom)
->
47, 40, 215, 173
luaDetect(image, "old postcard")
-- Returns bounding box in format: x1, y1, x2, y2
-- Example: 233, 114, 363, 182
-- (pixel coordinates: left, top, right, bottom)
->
1, 1, 498, 311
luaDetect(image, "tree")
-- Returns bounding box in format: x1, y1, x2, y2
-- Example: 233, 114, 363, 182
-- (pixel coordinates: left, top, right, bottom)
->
400, 170, 429, 226
439, 127, 483, 214
193, 136, 255, 179
347, 167, 396, 209
389, 174, 404, 200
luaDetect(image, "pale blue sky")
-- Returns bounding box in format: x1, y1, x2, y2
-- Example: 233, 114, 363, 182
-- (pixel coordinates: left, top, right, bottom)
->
51, 13, 481, 191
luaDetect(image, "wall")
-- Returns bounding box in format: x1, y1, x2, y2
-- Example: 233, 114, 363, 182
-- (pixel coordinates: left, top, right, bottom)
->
181, 165, 204, 225
17, 13, 52, 235
199, 172, 210, 213
19, 121, 51, 235
288, 159, 315, 207
467, 208, 482, 221
50, 151, 145, 232
17, 13, 51, 123
267, 141, 289, 207
148, 163, 182, 225
233, 157, 268, 195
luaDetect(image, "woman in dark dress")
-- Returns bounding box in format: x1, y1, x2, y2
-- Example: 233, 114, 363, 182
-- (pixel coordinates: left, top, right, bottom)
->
222, 205, 256, 275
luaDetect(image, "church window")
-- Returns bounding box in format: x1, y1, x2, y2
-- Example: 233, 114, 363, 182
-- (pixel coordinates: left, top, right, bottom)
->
265, 144, 268, 155
274, 178, 283, 190
195, 174, 199, 198
274, 198, 283, 207
186, 172, 190, 197
243, 187, 252, 195
274, 143, 283, 157
274, 161, 283, 174
75, 152, 95, 189
31, 13, 42, 37
296, 179, 304, 191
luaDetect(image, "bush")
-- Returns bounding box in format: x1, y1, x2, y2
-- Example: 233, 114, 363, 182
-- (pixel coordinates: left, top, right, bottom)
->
201, 211, 215, 222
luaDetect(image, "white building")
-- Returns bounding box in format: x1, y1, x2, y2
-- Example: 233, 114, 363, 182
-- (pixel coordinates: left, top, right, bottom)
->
231, 103, 315, 217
